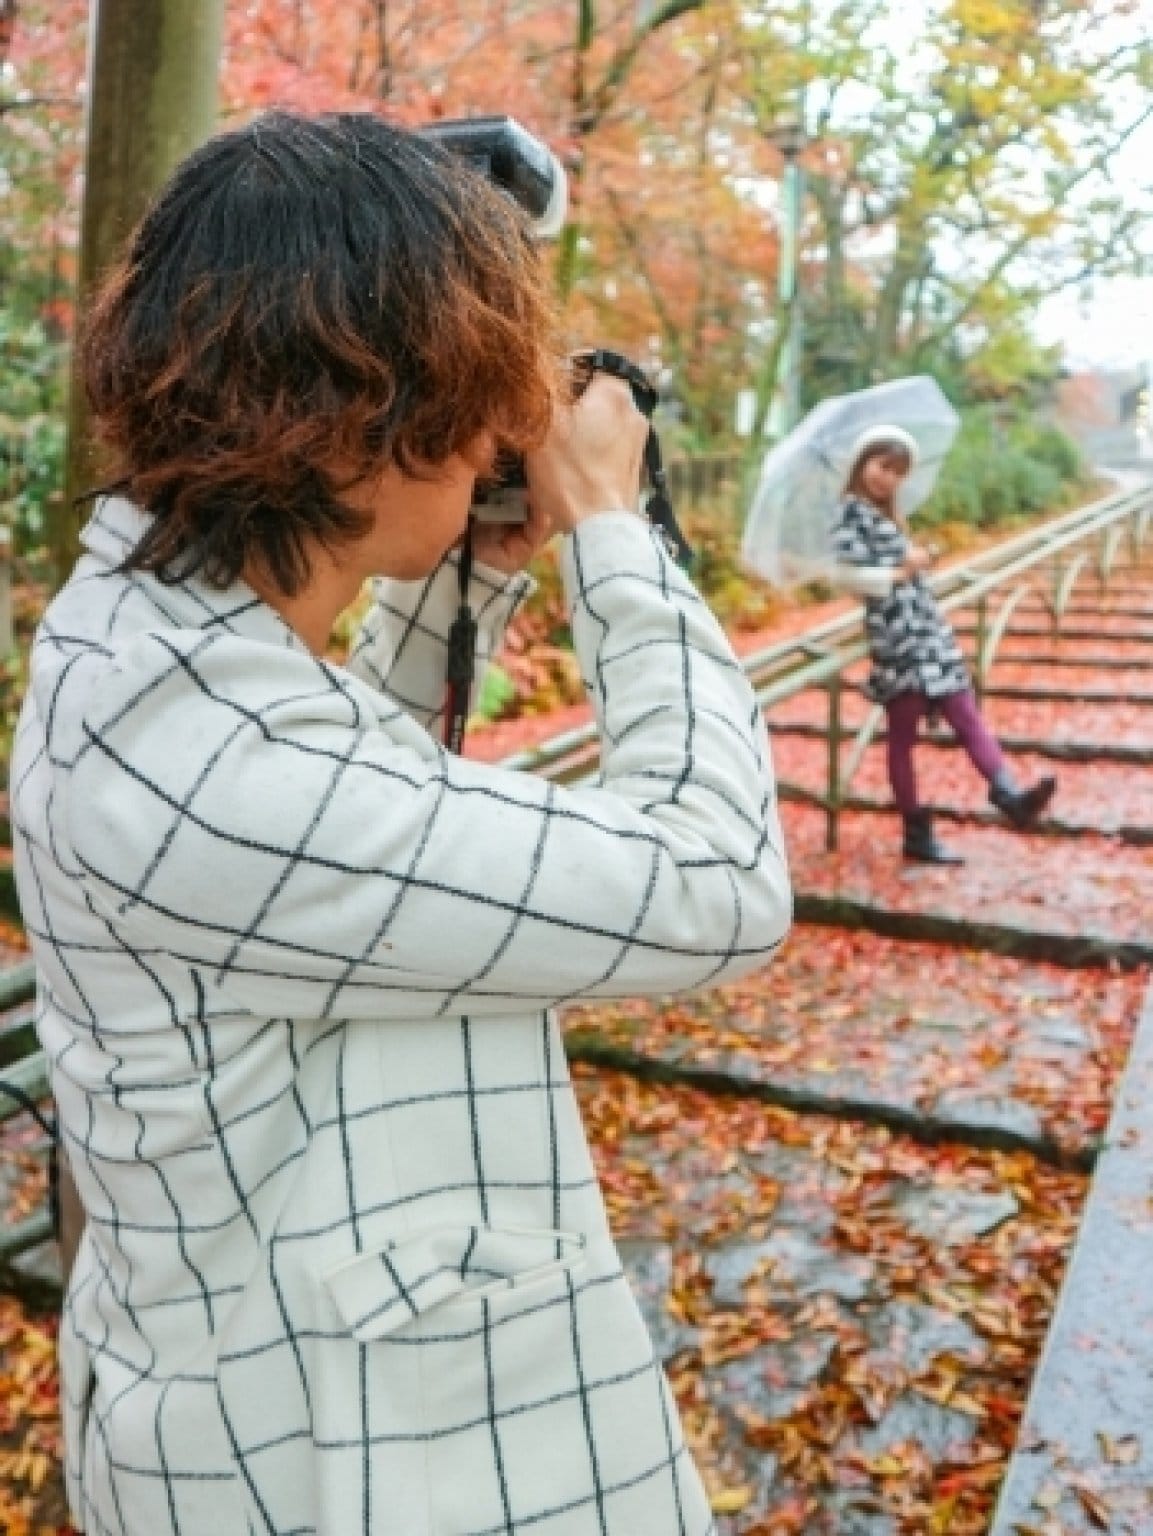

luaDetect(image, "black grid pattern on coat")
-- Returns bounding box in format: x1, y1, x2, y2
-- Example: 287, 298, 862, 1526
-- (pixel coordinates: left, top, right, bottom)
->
831, 496, 969, 704
13, 497, 785, 1535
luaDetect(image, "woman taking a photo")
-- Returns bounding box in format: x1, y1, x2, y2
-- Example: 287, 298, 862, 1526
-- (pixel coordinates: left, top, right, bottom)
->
13, 112, 790, 1535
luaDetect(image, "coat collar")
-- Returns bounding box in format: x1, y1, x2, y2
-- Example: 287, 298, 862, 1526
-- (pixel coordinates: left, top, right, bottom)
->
81, 495, 311, 653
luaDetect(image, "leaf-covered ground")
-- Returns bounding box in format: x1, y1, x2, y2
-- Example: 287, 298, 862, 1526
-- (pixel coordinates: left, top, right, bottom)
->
786, 804, 1153, 955
575, 1069, 1087, 1536
770, 690, 1153, 752
0, 1295, 68, 1534
770, 736, 1152, 835
565, 928, 1144, 1160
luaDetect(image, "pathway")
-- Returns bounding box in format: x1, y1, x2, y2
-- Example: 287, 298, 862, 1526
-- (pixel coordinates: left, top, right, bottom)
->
564, 544, 1153, 1532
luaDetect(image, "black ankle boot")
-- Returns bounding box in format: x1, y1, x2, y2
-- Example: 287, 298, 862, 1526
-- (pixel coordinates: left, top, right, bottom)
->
989, 775, 1057, 830
902, 810, 964, 864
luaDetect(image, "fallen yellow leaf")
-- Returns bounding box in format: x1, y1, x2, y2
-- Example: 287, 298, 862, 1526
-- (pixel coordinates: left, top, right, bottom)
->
710, 1486, 754, 1515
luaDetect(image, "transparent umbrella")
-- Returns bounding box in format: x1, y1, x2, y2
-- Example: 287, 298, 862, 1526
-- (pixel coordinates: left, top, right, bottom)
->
741, 375, 961, 587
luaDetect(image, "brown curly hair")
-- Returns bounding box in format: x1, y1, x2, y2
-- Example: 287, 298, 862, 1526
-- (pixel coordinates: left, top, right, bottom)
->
82, 111, 561, 595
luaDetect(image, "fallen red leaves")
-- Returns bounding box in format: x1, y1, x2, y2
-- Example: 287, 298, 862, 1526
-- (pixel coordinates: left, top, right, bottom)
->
575, 1068, 1088, 1534
771, 734, 1153, 832
786, 804, 1153, 949
0, 1297, 72, 1534
770, 688, 1153, 751
565, 926, 1145, 1156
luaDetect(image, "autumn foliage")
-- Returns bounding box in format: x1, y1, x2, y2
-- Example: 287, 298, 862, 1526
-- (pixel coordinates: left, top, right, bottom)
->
6, 0, 1151, 453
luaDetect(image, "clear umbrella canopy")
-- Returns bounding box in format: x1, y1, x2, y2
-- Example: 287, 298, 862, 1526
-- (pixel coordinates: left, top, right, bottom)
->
741, 375, 961, 588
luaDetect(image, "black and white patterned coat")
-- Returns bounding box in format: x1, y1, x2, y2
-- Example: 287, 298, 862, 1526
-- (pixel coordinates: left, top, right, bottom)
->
830, 496, 969, 704
12, 496, 791, 1536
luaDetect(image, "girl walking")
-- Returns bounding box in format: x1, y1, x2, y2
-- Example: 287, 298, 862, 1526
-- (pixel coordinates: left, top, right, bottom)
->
831, 425, 1056, 863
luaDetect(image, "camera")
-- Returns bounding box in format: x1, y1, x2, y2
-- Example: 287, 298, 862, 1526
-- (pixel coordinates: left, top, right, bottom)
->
420, 115, 689, 568
419, 115, 568, 241
419, 116, 566, 527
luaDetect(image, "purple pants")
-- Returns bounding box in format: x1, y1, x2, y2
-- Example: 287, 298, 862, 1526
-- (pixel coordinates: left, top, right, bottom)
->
884, 689, 1007, 815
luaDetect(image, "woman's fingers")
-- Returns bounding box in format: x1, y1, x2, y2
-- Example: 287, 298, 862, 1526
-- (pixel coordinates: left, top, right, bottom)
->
525, 374, 647, 534
473, 372, 649, 575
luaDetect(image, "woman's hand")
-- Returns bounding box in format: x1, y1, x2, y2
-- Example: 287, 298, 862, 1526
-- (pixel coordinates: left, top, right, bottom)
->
471, 373, 648, 576
468, 494, 557, 577
525, 373, 648, 535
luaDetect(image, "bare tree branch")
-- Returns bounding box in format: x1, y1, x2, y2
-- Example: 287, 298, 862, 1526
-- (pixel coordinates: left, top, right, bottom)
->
916, 101, 1153, 353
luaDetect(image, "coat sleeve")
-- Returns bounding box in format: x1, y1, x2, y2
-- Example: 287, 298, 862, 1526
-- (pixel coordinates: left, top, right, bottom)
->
827, 562, 897, 599
346, 550, 534, 735
63, 514, 791, 1021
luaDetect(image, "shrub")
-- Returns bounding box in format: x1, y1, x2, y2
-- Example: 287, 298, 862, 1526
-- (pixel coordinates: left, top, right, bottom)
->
0, 311, 68, 557
679, 509, 781, 632
921, 408, 1086, 531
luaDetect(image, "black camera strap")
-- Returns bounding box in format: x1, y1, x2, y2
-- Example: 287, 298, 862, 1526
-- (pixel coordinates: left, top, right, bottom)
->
444, 531, 478, 755
577, 350, 693, 568
442, 351, 691, 752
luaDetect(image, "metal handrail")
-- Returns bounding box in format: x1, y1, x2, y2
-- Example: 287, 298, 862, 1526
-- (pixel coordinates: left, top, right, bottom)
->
502, 482, 1153, 780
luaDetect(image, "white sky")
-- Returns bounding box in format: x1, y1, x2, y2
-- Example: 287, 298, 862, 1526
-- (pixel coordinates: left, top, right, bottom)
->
1032, 114, 1153, 371
836, 1, 1153, 375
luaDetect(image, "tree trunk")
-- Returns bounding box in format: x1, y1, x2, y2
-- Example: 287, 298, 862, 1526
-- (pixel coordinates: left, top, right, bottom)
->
810, 172, 847, 317
869, 218, 924, 379
56, 0, 225, 587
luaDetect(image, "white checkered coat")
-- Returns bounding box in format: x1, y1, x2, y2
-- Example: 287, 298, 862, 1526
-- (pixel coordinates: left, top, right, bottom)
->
12, 497, 791, 1536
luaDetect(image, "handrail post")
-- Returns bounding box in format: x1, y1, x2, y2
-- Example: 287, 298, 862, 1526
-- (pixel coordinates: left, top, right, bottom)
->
974, 594, 988, 702
1097, 528, 1115, 595
825, 673, 843, 852
1051, 557, 1062, 640
1135, 505, 1152, 565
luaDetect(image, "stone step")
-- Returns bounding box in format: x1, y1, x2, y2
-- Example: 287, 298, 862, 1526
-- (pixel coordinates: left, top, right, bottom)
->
564, 927, 1143, 1170
794, 893, 1153, 971
982, 650, 1153, 669
772, 737, 1151, 843
990, 981, 1153, 1535
784, 806, 1153, 970
573, 1066, 1087, 1533
953, 622, 1153, 643
769, 692, 1153, 755
768, 717, 1153, 766
783, 793, 1153, 848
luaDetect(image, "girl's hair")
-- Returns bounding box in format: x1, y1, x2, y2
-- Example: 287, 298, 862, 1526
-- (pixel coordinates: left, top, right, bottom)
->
82, 111, 561, 595
844, 436, 913, 519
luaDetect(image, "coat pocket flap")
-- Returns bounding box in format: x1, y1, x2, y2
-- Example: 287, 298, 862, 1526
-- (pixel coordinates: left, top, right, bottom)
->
324, 1224, 586, 1343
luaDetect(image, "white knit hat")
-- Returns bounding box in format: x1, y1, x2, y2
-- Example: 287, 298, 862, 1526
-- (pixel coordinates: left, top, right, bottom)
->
847, 423, 920, 469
